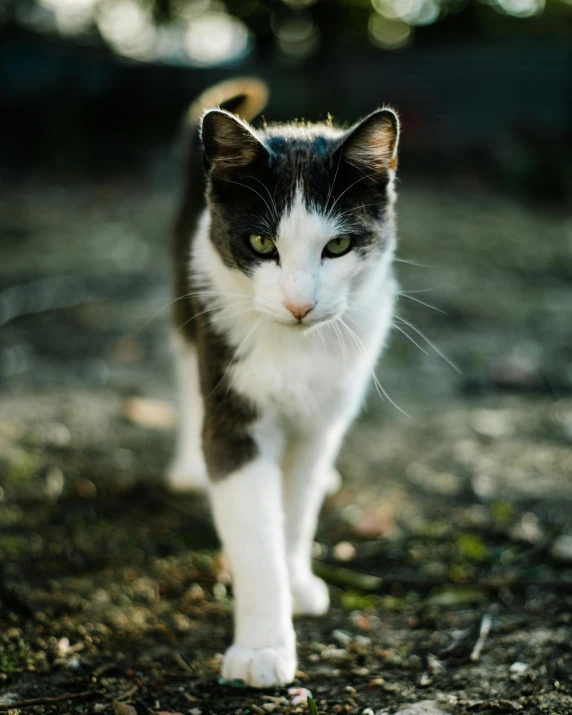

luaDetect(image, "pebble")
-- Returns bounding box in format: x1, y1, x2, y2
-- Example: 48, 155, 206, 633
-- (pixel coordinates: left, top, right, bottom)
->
510, 661, 528, 674
551, 534, 572, 562
76, 479, 97, 499
112, 703, 137, 715
322, 647, 351, 662
393, 701, 447, 715
333, 541, 356, 561
471, 408, 513, 438
288, 687, 312, 706
0, 693, 19, 705
332, 629, 352, 646
45, 467, 64, 501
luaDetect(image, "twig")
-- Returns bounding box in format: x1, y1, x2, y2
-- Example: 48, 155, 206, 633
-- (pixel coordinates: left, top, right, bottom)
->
0, 690, 99, 711
172, 651, 194, 675
470, 611, 493, 662
114, 684, 139, 702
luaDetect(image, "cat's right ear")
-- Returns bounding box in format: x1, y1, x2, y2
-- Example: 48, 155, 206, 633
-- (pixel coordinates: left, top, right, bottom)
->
201, 110, 268, 175
339, 108, 400, 177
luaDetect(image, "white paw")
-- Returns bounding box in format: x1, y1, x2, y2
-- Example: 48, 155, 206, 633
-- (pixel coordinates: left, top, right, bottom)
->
222, 644, 297, 688
165, 455, 208, 493
292, 574, 330, 616
325, 467, 342, 495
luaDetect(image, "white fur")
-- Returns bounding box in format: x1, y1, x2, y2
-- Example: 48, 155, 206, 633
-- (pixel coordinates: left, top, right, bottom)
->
173, 188, 397, 686
210, 453, 296, 687
166, 336, 208, 492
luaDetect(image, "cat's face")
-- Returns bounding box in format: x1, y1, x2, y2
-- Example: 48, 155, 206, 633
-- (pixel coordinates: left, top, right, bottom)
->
201, 110, 399, 330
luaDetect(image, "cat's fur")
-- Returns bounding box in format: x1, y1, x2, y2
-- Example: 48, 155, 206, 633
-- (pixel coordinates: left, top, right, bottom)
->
168, 78, 399, 687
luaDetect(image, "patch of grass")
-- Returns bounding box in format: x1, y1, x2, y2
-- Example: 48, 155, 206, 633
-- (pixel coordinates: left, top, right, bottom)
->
0, 637, 30, 674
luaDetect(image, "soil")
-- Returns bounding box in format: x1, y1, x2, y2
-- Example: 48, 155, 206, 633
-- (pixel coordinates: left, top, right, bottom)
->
0, 172, 571, 714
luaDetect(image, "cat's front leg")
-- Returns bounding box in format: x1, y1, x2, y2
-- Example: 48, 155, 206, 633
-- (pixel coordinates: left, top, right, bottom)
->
209, 455, 296, 687
283, 422, 347, 616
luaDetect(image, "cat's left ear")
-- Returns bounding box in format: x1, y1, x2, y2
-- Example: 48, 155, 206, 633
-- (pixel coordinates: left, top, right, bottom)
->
340, 109, 400, 176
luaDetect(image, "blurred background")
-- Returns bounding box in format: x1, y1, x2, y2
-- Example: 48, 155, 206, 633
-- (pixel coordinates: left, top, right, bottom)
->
1, 0, 572, 198
1, 2, 572, 713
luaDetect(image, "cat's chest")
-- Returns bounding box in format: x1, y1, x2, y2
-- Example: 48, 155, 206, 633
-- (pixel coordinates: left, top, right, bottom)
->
227, 319, 382, 419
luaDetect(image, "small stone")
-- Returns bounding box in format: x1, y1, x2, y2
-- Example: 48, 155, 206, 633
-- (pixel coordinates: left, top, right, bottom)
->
471, 408, 513, 438
288, 687, 312, 706
427, 654, 445, 673
45, 422, 71, 446
322, 648, 350, 662
551, 534, 572, 562
0, 693, 19, 705
56, 637, 70, 657
187, 583, 205, 601
333, 541, 356, 562
76, 479, 97, 499
262, 705, 276, 713
45, 467, 64, 501
363, 709, 374, 715
212, 582, 227, 601
112, 703, 137, 715
510, 661, 528, 674
355, 635, 371, 647
122, 397, 175, 430
350, 611, 371, 631
332, 629, 352, 646
393, 701, 447, 715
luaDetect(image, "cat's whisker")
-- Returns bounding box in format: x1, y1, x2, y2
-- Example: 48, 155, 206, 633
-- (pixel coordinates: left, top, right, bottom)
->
218, 177, 275, 222
326, 172, 375, 219
399, 284, 449, 295
398, 293, 447, 314
334, 202, 381, 221
249, 176, 279, 221
133, 291, 251, 335
393, 257, 430, 268
395, 316, 461, 373
207, 307, 258, 329
338, 318, 410, 419
324, 143, 344, 212
330, 319, 348, 368
391, 322, 429, 355
176, 301, 252, 335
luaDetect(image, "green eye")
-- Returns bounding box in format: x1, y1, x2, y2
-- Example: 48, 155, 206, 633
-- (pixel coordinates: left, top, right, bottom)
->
249, 234, 276, 256
324, 236, 351, 257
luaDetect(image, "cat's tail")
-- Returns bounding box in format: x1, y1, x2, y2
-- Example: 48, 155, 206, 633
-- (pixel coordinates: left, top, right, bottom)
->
186, 77, 269, 125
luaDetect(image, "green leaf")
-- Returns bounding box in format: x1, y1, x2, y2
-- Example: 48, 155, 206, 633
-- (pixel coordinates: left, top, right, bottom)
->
307, 696, 319, 715
426, 585, 487, 608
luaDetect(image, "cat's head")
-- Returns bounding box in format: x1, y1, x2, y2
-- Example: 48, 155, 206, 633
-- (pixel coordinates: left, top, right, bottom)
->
200, 107, 399, 330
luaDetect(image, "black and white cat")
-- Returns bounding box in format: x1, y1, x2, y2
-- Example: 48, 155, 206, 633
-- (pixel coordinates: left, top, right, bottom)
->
167, 78, 399, 687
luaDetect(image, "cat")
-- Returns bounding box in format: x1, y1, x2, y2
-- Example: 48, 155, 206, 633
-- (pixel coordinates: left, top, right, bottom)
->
167, 78, 399, 688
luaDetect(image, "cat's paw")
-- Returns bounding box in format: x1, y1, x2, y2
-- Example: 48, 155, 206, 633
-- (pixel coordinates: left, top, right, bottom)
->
222, 644, 297, 688
165, 455, 208, 493
292, 574, 330, 616
324, 467, 342, 495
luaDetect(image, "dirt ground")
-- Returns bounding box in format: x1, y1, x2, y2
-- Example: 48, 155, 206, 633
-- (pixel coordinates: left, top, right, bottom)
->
0, 173, 571, 714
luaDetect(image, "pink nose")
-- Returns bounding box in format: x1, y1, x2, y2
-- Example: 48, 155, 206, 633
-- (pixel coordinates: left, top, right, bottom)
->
285, 302, 313, 320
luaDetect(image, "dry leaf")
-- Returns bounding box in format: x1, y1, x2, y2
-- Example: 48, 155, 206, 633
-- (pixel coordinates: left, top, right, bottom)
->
123, 397, 176, 430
